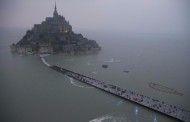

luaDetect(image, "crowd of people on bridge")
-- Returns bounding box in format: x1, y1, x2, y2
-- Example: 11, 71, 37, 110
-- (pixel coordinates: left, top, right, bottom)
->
50, 65, 190, 122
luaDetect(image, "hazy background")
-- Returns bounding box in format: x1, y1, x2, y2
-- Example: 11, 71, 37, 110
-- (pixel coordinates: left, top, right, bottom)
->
0, 0, 190, 35
0, 1, 190, 122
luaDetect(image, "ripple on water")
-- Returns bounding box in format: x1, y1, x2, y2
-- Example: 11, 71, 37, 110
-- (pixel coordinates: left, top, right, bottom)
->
107, 58, 121, 63
92, 71, 97, 74
89, 114, 129, 122
66, 76, 93, 89
149, 82, 184, 96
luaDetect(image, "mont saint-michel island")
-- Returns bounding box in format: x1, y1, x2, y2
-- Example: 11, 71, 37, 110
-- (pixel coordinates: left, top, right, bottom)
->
11, 4, 101, 55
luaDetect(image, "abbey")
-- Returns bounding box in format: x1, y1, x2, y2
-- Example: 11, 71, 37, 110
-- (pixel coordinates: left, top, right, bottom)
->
33, 4, 72, 34
11, 3, 100, 54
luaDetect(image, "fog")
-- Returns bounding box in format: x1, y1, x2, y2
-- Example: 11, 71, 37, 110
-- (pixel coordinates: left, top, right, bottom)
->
0, 0, 190, 35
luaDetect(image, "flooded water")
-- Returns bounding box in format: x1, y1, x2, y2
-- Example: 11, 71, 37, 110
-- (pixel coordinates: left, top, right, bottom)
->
1, 29, 190, 122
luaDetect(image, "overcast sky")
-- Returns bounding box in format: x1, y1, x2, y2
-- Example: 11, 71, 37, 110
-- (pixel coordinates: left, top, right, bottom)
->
0, 0, 190, 34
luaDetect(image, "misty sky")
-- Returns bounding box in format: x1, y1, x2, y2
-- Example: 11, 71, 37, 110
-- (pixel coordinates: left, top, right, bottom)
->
0, 0, 190, 34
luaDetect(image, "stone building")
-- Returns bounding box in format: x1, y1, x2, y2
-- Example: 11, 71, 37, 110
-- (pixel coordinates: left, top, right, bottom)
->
16, 45, 33, 54
39, 42, 53, 54
32, 3, 72, 35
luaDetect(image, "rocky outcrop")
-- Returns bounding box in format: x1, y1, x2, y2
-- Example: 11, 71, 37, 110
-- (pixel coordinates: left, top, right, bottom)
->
11, 3, 101, 54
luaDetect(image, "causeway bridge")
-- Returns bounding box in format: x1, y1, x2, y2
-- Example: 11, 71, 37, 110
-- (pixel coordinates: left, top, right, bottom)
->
40, 56, 190, 122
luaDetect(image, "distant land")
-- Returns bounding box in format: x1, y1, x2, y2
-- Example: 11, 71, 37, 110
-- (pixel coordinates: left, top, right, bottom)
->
11, 3, 101, 55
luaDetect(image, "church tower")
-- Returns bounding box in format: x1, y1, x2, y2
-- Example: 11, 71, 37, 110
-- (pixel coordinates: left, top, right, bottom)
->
53, 2, 59, 18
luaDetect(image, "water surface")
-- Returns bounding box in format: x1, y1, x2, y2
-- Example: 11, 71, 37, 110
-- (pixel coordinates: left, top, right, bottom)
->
1, 29, 190, 122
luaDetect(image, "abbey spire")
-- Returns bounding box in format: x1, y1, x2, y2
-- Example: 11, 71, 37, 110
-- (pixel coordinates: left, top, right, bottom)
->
53, 1, 58, 17
55, 1, 57, 10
